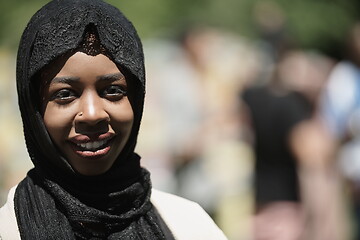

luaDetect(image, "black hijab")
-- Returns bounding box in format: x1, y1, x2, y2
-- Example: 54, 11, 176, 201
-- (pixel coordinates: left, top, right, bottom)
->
14, 0, 174, 239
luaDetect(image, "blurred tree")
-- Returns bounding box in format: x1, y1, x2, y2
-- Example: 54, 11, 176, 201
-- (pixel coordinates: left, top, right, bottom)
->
0, 0, 359, 59
0, 0, 49, 49
274, 0, 357, 59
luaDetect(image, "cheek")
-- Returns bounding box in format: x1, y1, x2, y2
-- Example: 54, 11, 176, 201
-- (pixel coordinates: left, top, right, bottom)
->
43, 103, 75, 142
109, 100, 134, 135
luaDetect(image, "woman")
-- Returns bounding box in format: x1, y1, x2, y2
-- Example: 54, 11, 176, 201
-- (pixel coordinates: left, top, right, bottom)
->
0, 0, 227, 239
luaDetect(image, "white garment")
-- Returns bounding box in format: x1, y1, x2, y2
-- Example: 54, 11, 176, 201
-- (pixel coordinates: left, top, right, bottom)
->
151, 189, 227, 240
0, 186, 19, 240
320, 61, 360, 138
0, 186, 228, 240
320, 61, 360, 182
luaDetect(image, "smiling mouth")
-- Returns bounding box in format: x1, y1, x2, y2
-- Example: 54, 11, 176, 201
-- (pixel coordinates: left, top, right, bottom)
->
71, 137, 113, 158
76, 139, 111, 151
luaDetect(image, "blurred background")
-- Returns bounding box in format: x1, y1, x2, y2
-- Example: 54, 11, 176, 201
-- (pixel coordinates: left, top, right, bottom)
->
2, 0, 360, 239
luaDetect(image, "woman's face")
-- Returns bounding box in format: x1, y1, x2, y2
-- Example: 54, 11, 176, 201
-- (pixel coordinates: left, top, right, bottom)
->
42, 52, 134, 175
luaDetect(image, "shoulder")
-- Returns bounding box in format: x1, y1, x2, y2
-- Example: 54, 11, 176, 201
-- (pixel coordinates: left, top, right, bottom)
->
0, 186, 21, 240
151, 189, 228, 240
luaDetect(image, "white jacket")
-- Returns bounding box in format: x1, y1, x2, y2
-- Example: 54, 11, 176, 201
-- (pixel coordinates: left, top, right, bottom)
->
0, 186, 228, 240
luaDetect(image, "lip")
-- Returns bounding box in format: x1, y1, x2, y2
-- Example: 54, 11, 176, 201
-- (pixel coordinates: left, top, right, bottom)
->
69, 132, 115, 143
71, 145, 112, 159
69, 133, 115, 159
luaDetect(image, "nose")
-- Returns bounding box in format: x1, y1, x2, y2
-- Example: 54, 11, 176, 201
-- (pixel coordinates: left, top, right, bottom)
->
75, 91, 109, 131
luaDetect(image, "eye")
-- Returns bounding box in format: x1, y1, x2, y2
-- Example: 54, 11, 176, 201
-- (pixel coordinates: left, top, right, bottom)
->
101, 85, 127, 100
51, 89, 77, 104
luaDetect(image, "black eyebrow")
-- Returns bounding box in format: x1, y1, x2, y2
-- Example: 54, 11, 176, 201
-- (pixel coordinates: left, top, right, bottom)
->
49, 73, 124, 85
50, 76, 80, 84
96, 72, 125, 82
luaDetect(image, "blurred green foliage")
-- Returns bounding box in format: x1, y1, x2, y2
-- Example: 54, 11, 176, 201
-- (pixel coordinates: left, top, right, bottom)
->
1, 0, 359, 58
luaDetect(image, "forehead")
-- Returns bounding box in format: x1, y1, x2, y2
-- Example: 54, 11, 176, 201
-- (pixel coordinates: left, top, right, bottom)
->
55, 52, 119, 76
40, 52, 123, 86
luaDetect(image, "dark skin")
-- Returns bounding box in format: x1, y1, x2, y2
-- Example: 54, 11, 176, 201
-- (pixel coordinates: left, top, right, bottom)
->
41, 52, 134, 176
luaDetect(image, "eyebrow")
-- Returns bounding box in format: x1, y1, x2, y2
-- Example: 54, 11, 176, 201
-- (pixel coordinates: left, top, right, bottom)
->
49, 72, 124, 85
50, 76, 80, 84
96, 72, 125, 82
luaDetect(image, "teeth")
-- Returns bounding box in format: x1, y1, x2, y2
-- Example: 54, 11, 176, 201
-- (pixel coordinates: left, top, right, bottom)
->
77, 139, 108, 151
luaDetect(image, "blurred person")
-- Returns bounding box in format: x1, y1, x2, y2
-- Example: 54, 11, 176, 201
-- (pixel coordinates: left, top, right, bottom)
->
290, 116, 349, 240
287, 52, 349, 240
139, 31, 212, 209
241, 50, 313, 240
241, 49, 341, 239
252, 0, 289, 62
139, 26, 262, 239
320, 22, 360, 239
174, 27, 262, 240
320, 22, 360, 141
0, 1, 228, 239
